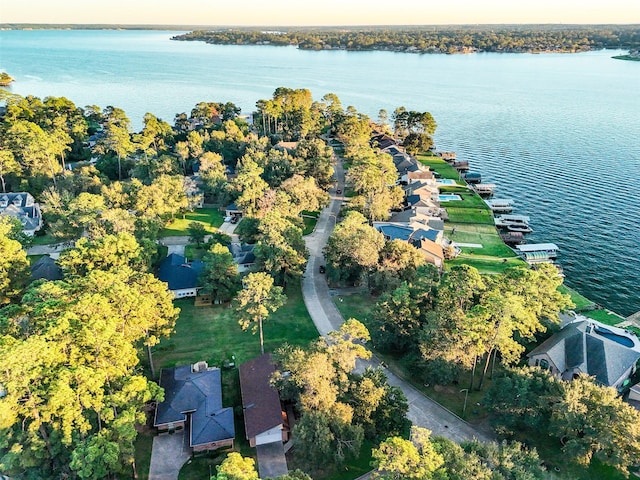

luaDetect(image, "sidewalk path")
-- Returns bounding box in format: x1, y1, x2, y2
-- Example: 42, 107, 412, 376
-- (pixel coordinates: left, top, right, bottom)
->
302, 152, 493, 444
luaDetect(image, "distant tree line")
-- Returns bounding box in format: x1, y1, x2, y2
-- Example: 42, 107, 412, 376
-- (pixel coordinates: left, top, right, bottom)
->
173, 25, 640, 54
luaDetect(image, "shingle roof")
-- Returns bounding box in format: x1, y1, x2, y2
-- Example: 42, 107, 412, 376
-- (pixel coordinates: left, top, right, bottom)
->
155, 365, 235, 447
30, 255, 63, 281
528, 317, 640, 387
239, 354, 283, 440
158, 253, 204, 290
375, 224, 414, 242
410, 228, 439, 243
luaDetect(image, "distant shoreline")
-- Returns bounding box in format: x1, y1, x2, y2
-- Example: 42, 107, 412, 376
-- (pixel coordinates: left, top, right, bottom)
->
612, 54, 640, 61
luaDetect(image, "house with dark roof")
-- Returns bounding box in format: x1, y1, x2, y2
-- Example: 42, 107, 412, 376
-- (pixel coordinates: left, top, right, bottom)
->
154, 362, 235, 453
225, 203, 243, 219
373, 222, 446, 270
0, 192, 42, 235
158, 253, 205, 298
30, 255, 63, 282
527, 315, 640, 390
231, 243, 257, 273
239, 354, 287, 448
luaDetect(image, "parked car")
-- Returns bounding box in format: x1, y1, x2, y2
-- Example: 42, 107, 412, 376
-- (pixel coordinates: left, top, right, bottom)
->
224, 216, 232, 222
336, 189, 342, 194
319, 265, 326, 274
231, 216, 240, 224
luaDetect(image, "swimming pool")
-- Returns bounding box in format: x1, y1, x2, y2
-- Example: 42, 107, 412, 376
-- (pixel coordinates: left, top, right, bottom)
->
438, 194, 462, 202
436, 179, 457, 186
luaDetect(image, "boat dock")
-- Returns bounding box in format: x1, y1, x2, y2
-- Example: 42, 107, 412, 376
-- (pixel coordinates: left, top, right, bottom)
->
485, 198, 514, 213
473, 183, 496, 196
515, 243, 559, 264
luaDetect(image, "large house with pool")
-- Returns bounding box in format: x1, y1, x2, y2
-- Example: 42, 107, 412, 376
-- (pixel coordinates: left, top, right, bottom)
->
527, 314, 640, 391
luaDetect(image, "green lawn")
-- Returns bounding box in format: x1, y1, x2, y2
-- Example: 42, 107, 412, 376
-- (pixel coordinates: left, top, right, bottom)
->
581, 309, 626, 326
559, 285, 594, 311
416, 154, 463, 180
146, 283, 317, 480
445, 207, 495, 225
446, 257, 527, 274
333, 292, 378, 327
153, 283, 318, 370
161, 208, 224, 237
301, 212, 320, 236
31, 232, 61, 245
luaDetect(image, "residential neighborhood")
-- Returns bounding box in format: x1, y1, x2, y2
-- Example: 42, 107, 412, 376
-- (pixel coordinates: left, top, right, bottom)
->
0, 87, 638, 480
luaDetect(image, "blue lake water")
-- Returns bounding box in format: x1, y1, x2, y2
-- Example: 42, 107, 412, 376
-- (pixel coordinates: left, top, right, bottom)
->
1, 29, 639, 316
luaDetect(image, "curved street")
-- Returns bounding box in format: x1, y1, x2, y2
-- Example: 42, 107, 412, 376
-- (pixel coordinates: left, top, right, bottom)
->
301, 152, 493, 444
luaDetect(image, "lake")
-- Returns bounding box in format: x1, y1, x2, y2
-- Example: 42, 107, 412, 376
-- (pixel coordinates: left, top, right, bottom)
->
1, 29, 639, 316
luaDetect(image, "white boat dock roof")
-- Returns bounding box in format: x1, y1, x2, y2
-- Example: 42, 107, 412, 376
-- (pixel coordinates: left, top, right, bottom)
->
497, 214, 530, 221
486, 198, 513, 206
516, 243, 559, 252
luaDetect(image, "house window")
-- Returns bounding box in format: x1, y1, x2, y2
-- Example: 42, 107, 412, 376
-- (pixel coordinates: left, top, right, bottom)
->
540, 359, 549, 370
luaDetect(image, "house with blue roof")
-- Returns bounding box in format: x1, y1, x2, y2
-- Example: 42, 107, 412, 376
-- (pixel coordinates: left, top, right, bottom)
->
154, 362, 235, 453
158, 253, 205, 298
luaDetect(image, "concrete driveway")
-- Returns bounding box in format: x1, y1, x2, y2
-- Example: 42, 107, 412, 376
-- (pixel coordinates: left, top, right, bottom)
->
148, 430, 191, 480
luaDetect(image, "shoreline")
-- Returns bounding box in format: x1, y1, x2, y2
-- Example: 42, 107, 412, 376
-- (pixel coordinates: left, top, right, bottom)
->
429, 151, 637, 328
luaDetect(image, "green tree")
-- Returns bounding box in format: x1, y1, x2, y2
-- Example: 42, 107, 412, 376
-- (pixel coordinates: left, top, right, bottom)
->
199, 151, 227, 201
403, 132, 434, 155
550, 376, 640, 475
255, 211, 308, 286
96, 106, 135, 180
0, 267, 177, 478
234, 272, 286, 354
324, 211, 385, 285
293, 410, 364, 469
370, 239, 427, 294
58, 232, 144, 276
372, 427, 444, 480
188, 221, 207, 245
462, 440, 546, 480
294, 138, 335, 189
230, 157, 269, 216
199, 243, 241, 304
484, 366, 562, 437
0, 217, 29, 304
0, 148, 20, 193
213, 452, 259, 480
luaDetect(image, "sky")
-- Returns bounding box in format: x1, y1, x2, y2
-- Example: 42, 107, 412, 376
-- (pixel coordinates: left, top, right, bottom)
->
2, 0, 640, 26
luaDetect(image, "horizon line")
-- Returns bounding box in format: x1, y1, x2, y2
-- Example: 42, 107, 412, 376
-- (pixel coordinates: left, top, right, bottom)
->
2, 22, 640, 28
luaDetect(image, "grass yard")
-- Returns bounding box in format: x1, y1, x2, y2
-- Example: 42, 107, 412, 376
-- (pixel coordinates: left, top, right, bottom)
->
333, 291, 378, 327
161, 208, 224, 237
445, 206, 495, 225
446, 224, 517, 258
581, 308, 626, 326
446, 257, 527, 274
416, 154, 463, 180
301, 211, 320, 236
146, 283, 318, 480
559, 285, 595, 311
31, 232, 61, 245
153, 283, 318, 370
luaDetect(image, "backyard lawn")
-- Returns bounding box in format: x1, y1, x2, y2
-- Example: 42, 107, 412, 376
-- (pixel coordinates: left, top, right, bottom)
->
141, 283, 318, 480
161, 207, 224, 237
416, 154, 463, 180
152, 283, 318, 370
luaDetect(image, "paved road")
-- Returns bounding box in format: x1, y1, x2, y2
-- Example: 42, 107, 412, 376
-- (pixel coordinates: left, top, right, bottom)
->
302, 153, 493, 444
